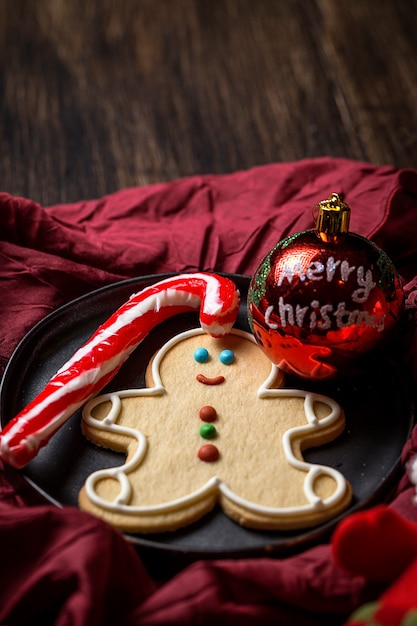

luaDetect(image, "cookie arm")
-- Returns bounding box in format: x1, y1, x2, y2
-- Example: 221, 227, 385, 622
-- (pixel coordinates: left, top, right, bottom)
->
0, 273, 240, 469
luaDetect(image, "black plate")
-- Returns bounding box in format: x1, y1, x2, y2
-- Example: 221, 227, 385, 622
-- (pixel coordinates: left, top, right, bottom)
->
0, 273, 415, 574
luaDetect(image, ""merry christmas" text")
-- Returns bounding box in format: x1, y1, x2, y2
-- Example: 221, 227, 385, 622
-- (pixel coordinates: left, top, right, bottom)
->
264, 255, 384, 332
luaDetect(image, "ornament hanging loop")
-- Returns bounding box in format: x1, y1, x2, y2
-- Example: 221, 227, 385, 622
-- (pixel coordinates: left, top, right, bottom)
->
313, 193, 351, 243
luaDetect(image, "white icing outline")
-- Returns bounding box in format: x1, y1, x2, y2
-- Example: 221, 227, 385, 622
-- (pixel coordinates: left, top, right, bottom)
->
82, 328, 349, 519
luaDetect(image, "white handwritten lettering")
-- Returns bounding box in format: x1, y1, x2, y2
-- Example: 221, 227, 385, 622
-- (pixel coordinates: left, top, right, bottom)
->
317, 304, 333, 330
340, 260, 356, 282
352, 267, 376, 303
269, 254, 382, 333
276, 255, 376, 307
326, 257, 341, 281
295, 304, 309, 327
265, 305, 278, 329
278, 297, 295, 327
277, 262, 306, 286
306, 261, 324, 281
264, 298, 385, 333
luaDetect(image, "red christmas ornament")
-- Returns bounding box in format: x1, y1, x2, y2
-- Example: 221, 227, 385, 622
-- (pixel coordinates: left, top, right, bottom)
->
247, 193, 404, 380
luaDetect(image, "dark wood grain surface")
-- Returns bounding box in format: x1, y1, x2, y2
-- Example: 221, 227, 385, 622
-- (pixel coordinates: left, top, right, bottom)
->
1, 0, 417, 206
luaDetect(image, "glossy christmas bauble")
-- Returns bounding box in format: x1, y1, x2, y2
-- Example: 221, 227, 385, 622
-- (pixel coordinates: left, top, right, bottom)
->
247, 198, 404, 380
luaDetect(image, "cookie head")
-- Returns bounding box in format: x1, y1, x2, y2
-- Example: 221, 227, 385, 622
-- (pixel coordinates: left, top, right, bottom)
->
149, 328, 284, 398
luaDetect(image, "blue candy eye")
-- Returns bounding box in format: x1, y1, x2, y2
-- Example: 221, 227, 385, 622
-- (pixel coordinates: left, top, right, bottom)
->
219, 349, 234, 365
194, 347, 209, 363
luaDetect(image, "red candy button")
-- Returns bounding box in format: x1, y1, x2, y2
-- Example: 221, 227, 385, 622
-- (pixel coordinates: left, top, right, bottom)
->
199, 406, 217, 422
198, 444, 219, 462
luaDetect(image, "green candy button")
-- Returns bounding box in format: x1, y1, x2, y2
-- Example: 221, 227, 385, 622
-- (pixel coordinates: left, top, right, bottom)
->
199, 423, 217, 439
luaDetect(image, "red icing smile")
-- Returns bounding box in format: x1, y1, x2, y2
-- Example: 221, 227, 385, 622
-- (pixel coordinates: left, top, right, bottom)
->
196, 374, 225, 386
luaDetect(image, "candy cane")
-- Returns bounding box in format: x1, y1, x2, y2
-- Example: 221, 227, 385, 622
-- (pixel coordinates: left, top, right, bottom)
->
0, 273, 240, 469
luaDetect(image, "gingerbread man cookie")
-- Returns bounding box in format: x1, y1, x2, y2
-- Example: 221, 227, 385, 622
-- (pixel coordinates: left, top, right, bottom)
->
78, 328, 352, 533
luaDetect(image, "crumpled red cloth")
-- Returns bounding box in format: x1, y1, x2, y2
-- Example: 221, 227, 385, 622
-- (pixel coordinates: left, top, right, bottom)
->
1, 157, 417, 625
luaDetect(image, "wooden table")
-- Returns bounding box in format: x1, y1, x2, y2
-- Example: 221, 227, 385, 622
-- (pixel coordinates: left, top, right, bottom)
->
1, 0, 417, 206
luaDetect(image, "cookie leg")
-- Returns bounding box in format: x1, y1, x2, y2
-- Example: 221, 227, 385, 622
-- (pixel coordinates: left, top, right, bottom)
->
332, 505, 417, 583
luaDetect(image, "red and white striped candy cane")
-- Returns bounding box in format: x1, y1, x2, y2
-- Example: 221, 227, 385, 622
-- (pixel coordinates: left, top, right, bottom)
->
0, 273, 240, 469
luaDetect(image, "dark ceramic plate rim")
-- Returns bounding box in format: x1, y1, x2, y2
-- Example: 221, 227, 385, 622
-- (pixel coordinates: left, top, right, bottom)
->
0, 273, 414, 561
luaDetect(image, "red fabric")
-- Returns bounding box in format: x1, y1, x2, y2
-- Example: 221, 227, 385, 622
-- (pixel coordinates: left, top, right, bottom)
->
130, 547, 365, 626
1, 157, 417, 625
0, 504, 156, 626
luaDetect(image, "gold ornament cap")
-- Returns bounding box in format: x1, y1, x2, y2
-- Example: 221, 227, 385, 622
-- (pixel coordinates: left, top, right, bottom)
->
315, 193, 351, 242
